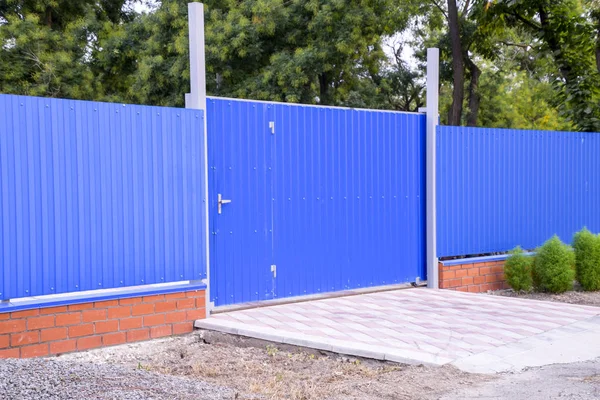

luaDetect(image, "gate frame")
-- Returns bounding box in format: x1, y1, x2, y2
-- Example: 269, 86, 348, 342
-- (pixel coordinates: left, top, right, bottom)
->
185, 3, 441, 304
186, 2, 212, 312
426, 48, 439, 289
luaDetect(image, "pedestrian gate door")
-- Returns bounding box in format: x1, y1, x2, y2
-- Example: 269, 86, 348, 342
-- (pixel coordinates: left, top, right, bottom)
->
208, 98, 426, 307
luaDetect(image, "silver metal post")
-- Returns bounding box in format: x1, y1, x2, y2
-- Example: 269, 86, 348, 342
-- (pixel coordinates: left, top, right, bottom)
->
188, 2, 212, 312
426, 48, 440, 289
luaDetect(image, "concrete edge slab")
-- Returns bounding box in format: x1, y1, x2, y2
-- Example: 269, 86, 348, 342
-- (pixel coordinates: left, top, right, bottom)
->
194, 319, 448, 367
452, 321, 600, 374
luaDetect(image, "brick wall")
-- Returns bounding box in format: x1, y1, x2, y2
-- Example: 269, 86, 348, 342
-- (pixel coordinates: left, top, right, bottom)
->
0, 289, 205, 359
439, 260, 510, 293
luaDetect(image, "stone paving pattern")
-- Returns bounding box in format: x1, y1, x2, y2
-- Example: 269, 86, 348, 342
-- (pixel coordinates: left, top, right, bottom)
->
196, 288, 600, 373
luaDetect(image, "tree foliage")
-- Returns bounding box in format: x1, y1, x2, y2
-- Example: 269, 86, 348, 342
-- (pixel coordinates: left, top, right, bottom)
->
205, 0, 409, 105
0, 0, 598, 132
114, 0, 410, 107
479, 0, 600, 132
477, 61, 574, 130
0, 0, 140, 99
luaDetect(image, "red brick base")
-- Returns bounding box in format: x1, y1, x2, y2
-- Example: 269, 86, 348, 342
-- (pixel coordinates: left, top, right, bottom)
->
439, 259, 510, 293
0, 289, 206, 358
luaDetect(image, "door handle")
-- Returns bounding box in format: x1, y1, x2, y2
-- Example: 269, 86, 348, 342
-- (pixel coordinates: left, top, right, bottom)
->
218, 193, 231, 214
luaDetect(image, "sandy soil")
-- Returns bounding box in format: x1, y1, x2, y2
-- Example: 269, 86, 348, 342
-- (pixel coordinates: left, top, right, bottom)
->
61, 331, 492, 400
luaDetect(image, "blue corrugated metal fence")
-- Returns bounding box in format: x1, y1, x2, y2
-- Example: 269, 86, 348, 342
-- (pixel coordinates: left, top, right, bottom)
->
0, 94, 207, 300
208, 98, 426, 306
437, 126, 600, 257
18, 92, 587, 304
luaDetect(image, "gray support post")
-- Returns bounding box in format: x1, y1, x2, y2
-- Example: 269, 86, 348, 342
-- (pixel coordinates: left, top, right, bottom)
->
426, 48, 440, 289
188, 3, 207, 111
187, 2, 212, 312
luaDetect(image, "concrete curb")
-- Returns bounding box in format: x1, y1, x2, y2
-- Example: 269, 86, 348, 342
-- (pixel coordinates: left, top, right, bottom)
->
195, 319, 446, 366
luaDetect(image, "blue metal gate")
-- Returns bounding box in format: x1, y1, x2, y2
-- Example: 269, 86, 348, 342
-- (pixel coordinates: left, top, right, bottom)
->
208, 99, 275, 305
208, 98, 426, 307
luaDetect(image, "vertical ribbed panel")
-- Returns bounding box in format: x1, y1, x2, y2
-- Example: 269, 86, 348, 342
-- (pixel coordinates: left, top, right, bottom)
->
437, 126, 600, 257
0, 94, 207, 300
208, 97, 426, 306
207, 98, 274, 306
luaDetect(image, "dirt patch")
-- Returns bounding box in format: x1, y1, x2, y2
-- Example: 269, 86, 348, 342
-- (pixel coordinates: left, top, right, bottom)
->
61, 332, 492, 400
490, 288, 600, 307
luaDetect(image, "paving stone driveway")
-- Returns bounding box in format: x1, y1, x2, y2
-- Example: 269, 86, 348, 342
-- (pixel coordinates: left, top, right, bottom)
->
195, 288, 600, 373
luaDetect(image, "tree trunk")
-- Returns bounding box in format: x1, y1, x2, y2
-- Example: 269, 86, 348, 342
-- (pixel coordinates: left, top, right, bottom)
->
466, 59, 481, 127
594, 11, 600, 73
447, 0, 465, 126
539, 6, 572, 80
318, 72, 332, 105
45, 7, 52, 27
596, 37, 600, 74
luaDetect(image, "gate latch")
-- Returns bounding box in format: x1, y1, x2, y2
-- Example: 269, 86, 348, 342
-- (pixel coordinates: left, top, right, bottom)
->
271, 264, 277, 278
217, 193, 231, 214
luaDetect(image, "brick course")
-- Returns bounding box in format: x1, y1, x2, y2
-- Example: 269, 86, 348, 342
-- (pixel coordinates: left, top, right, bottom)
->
439, 260, 510, 293
0, 289, 205, 359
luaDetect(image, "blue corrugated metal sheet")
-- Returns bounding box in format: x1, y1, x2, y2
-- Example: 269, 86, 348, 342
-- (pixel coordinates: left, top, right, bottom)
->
207, 98, 274, 306
437, 126, 600, 257
208, 97, 426, 306
0, 94, 207, 300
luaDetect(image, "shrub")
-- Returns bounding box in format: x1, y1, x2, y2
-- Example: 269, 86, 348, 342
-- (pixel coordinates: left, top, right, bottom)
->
532, 235, 575, 293
572, 228, 600, 291
504, 246, 533, 292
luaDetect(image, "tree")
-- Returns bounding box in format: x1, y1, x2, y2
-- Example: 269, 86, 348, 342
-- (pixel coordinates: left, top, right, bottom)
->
477, 61, 573, 130
204, 0, 409, 105
480, 0, 600, 132
127, 0, 191, 106
0, 0, 138, 100
415, 0, 485, 126
119, 0, 412, 107
446, 0, 465, 125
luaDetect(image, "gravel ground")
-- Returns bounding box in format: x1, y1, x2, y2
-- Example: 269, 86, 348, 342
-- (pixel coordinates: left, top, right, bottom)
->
490, 288, 600, 306
58, 332, 491, 400
4, 290, 598, 399
0, 357, 235, 400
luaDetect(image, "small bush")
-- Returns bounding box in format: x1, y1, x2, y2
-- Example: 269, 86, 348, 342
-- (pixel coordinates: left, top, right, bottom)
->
573, 228, 600, 291
504, 246, 533, 292
532, 235, 575, 293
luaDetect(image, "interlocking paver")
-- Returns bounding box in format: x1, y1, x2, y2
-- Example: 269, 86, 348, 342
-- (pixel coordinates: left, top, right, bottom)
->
195, 288, 600, 373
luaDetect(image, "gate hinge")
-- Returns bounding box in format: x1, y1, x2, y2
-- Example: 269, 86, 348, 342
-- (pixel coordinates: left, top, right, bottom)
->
269, 121, 275, 134
271, 264, 277, 278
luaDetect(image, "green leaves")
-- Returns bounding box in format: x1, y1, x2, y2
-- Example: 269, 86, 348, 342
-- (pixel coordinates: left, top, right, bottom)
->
201, 0, 407, 105
0, 0, 140, 100
0, 10, 96, 99
477, 63, 574, 130
1, 0, 594, 127
480, 0, 600, 132
532, 236, 575, 293
573, 228, 600, 291
504, 246, 533, 292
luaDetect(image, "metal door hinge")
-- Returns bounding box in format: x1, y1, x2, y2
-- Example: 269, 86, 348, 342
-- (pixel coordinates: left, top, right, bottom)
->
217, 193, 231, 214
269, 121, 275, 134
271, 264, 277, 278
